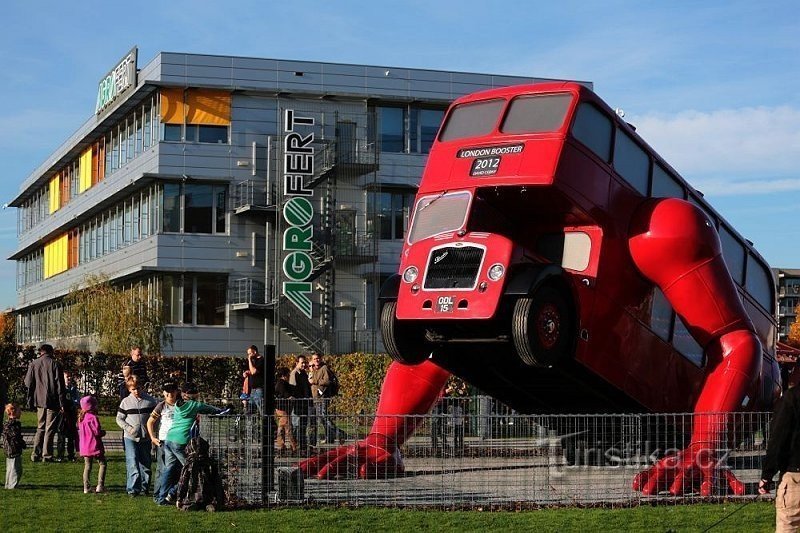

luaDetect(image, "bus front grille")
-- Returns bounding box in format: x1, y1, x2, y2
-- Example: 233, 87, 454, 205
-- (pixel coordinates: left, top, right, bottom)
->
424, 246, 484, 289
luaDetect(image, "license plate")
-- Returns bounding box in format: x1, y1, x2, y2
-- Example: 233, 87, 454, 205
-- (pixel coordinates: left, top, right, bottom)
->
436, 295, 456, 313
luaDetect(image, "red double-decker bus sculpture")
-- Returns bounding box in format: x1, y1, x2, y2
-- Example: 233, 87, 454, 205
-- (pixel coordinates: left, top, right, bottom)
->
301, 82, 780, 496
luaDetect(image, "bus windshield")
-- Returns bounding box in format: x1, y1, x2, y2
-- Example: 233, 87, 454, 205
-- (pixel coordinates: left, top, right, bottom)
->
439, 99, 505, 141
407, 191, 472, 244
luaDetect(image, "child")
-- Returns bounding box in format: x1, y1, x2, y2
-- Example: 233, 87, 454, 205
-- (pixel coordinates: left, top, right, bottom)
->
78, 395, 107, 494
56, 370, 79, 462
3, 403, 25, 489
116, 377, 156, 496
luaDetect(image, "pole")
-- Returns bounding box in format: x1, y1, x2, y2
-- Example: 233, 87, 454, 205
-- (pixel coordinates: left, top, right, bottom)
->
262, 343, 276, 500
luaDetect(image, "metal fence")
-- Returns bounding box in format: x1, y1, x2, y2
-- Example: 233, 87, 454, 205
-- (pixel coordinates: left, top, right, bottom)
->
197, 397, 772, 509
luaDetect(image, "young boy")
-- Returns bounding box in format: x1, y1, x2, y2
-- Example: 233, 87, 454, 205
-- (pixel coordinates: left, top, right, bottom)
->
147, 381, 180, 505
3, 403, 26, 489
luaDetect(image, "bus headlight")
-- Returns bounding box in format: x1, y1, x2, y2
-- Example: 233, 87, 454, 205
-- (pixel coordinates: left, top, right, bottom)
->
403, 266, 419, 283
487, 263, 505, 281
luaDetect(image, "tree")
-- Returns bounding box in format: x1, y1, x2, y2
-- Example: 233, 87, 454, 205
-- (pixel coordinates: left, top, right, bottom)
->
788, 303, 800, 348
60, 274, 172, 355
0, 312, 14, 344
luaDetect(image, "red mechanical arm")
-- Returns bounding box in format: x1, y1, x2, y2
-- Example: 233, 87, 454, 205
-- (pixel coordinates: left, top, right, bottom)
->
299, 359, 450, 479
628, 198, 761, 496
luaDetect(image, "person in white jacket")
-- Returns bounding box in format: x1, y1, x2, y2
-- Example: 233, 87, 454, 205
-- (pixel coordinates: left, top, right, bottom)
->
116, 377, 157, 496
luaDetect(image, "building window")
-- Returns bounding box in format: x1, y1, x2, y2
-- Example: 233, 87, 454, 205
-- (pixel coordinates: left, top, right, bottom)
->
378, 106, 405, 152
162, 273, 227, 326
163, 183, 227, 234
370, 190, 415, 240
410, 108, 445, 154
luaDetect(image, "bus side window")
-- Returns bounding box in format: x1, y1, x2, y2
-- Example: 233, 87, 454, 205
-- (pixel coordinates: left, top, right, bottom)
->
746, 254, 775, 312
673, 315, 705, 367
613, 128, 649, 196
651, 163, 685, 199
650, 287, 673, 342
719, 225, 745, 285
571, 103, 612, 162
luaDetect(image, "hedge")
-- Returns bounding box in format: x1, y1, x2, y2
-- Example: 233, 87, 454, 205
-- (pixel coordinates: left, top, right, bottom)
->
1, 343, 391, 416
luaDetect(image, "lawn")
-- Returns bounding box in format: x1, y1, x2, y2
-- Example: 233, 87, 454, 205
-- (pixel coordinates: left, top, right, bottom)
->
18, 410, 119, 431
0, 456, 777, 532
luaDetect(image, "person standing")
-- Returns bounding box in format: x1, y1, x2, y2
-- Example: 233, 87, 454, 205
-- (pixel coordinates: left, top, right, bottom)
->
124, 346, 150, 389
78, 395, 107, 494
56, 370, 80, 462
760, 384, 800, 532
3, 403, 26, 489
160, 382, 221, 503
289, 356, 311, 453
116, 377, 157, 496
308, 354, 344, 444
242, 345, 265, 416
147, 381, 180, 505
24, 344, 65, 462
274, 367, 297, 455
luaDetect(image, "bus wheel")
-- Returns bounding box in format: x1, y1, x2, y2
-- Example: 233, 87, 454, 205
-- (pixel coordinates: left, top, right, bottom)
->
381, 301, 430, 365
512, 285, 574, 367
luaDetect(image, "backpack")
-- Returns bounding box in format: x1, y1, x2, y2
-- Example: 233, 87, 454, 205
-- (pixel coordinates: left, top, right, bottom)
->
324, 369, 339, 398
175, 436, 224, 511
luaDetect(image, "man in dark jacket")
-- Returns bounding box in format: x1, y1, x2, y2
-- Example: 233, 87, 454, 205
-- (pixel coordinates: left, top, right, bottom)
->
759, 384, 800, 531
24, 344, 65, 462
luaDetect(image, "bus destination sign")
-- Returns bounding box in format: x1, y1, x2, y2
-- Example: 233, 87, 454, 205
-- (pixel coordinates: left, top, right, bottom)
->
458, 143, 524, 177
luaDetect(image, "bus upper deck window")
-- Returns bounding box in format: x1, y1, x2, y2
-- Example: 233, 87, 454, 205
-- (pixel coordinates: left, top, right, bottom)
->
439, 99, 505, 142
500, 93, 573, 134
571, 102, 613, 162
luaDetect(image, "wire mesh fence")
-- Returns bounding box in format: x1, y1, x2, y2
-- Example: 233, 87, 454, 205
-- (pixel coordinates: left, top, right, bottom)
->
198, 397, 771, 509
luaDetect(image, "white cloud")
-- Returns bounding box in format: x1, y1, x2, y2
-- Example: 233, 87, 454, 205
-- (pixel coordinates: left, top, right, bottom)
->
629, 106, 800, 185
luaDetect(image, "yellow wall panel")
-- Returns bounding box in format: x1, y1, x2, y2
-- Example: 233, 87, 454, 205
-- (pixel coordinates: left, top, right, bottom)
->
186, 90, 230, 125
79, 148, 92, 193
48, 175, 61, 214
44, 234, 69, 279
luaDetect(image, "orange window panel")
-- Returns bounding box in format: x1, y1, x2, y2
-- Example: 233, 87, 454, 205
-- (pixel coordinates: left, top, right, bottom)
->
68, 230, 79, 268
59, 171, 70, 207
91, 143, 99, 185
186, 89, 230, 125
160, 88, 185, 124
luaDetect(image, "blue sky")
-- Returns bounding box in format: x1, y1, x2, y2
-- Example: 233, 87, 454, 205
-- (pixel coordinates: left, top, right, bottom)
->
1, 0, 798, 310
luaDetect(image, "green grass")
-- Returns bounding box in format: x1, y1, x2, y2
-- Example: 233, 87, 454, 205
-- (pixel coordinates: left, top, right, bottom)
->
0, 455, 777, 532
18, 410, 118, 431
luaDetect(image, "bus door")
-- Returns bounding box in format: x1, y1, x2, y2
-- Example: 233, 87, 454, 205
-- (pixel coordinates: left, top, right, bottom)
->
537, 226, 602, 361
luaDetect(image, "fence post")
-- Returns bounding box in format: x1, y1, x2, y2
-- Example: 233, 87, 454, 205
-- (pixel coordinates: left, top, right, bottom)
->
262, 344, 276, 503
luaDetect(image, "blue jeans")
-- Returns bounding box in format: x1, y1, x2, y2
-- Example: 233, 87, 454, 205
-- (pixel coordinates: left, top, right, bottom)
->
123, 438, 152, 495
152, 445, 165, 503
160, 440, 186, 502
247, 387, 264, 416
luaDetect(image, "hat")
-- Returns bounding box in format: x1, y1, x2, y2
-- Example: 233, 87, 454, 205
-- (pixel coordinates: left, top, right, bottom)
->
162, 381, 179, 393
181, 382, 199, 395
79, 395, 97, 411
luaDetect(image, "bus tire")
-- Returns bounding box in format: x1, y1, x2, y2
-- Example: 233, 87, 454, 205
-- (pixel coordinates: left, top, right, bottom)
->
381, 301, 430, 365
512, 285, 574, 367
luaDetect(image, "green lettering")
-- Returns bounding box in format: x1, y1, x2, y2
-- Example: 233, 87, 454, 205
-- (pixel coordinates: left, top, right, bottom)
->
283, 251, 313, 281
283, 226, 312, 251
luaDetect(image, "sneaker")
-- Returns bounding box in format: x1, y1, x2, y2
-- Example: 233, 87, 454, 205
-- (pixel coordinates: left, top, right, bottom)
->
95, 486, 106, 494
165, 493, 175, 504
83, 488, 91, 494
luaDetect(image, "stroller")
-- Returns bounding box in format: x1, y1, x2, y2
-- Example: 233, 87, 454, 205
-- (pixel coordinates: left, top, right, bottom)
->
175, 436, 225, 511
